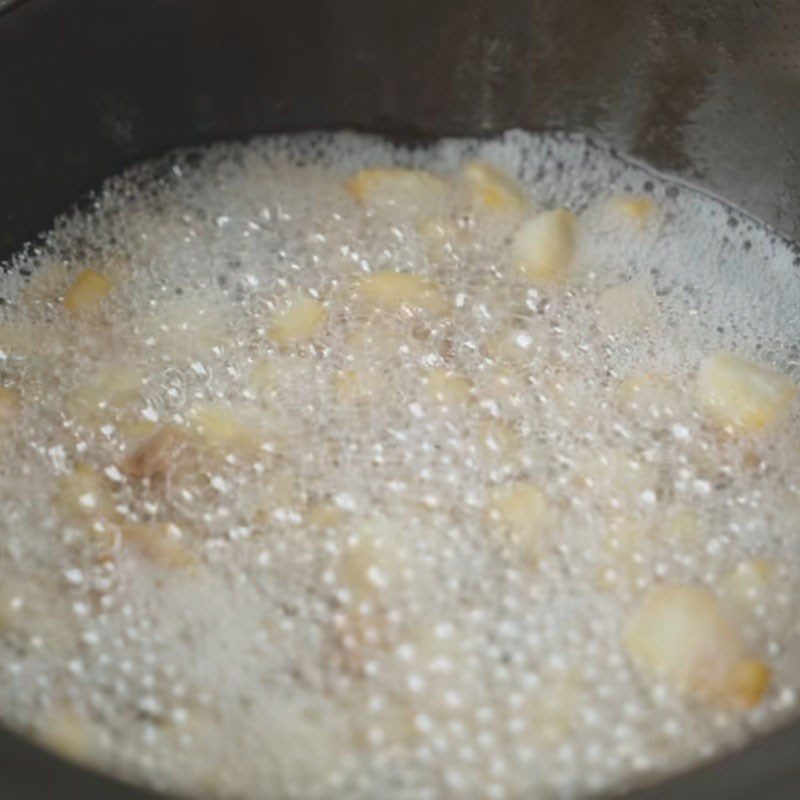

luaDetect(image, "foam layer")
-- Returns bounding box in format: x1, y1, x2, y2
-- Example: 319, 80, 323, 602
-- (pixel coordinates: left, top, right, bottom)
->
0, 131, 798, 800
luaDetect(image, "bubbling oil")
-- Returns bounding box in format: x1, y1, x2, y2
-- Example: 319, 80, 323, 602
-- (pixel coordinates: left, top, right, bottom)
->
0, 131, 799, 800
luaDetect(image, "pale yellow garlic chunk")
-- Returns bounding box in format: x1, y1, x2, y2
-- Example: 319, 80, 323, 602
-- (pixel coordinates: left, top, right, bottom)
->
422, 368, 472, 408
460, 161, 528, 212
26, 257, 127, 309
509, 209, 576, 285
37, 707, 97, 765
0, 386, 21, 426
625, 583, 770, 709
485, 481, 550, 547
66, 365, 142, 422
268, 296, 326, 345
187, 403, 260, 452
696, 351, 797, 433
521, 668, 583, 747
354, 271, 448, 315
306, 500, 346, 529
608, 195, 658, 228
721, 558, 775, 606
596, 284, 657, 335
63, 269, 112, 317
725, 659, 772, 710
345, 167, 448, 213
334, 367, 387, 404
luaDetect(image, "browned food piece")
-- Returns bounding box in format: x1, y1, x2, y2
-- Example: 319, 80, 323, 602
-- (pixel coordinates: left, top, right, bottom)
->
120, 425, 186, 481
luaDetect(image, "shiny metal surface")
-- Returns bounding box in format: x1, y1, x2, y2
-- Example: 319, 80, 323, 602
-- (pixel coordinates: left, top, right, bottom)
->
0, 1, 799, 798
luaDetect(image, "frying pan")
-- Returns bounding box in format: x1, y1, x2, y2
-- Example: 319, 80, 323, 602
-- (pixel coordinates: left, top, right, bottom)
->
1, 1, 799, 798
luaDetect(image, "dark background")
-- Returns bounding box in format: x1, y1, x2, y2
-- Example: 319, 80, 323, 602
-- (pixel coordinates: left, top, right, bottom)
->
3, 0, 800, 260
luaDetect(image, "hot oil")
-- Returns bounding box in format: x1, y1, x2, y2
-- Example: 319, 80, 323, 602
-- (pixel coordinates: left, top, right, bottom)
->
0, 131, 798, 799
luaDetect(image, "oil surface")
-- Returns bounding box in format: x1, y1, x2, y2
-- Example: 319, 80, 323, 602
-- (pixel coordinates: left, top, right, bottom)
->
0, 131, 799, 800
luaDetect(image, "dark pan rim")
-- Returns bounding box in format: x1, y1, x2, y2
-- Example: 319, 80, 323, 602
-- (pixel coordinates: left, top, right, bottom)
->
1, 710, 799, 800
